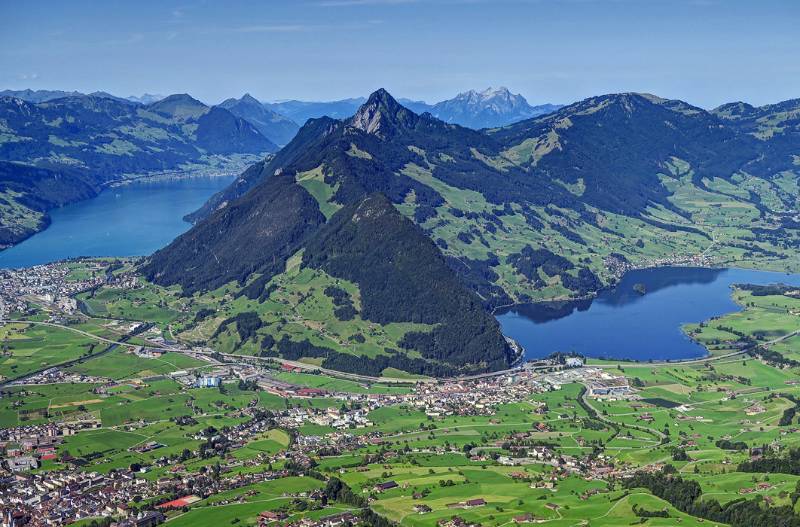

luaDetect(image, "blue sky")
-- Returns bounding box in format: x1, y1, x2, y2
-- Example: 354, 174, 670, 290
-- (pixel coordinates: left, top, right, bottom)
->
1, 0, 798, 108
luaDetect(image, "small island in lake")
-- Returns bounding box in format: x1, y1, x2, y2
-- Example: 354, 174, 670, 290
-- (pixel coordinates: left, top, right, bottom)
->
633, 283, 647, 295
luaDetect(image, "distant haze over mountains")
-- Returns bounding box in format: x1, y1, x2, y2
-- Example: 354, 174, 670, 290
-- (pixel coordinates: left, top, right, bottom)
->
0, 87, 564, 131
219, 94, 301, 146
262, 87, 561, 129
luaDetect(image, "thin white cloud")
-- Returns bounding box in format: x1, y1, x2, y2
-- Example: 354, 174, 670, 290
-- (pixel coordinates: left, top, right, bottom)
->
212, 20, 384, 34
231, 24, 312, 33
316, 0, 418, 6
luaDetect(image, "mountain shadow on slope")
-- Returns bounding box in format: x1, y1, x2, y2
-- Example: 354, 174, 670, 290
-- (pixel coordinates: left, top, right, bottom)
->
142, 171, 325, 293
301, 193, 514, 372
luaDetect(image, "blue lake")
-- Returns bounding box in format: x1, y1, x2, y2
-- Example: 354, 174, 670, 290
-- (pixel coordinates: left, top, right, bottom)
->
0, 176, 234, 269
497, 266, 800, 362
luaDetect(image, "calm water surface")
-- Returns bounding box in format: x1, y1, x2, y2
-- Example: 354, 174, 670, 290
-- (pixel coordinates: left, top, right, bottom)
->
497, 267, 800, 361
0, 176, 234, 269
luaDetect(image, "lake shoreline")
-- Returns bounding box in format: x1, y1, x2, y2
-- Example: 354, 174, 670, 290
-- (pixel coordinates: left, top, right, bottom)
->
497, 266, 800, 364
0, 176, 237, 269
0, 159, 256, 255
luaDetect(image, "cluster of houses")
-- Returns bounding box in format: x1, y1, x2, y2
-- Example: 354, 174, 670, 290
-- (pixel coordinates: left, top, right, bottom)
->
0, 470, 155, 526
602, 252, 715, 283
0, 260, 140, 320
1, 420, 98, 474
5, 367, 109, 387
0, 262, 102, 318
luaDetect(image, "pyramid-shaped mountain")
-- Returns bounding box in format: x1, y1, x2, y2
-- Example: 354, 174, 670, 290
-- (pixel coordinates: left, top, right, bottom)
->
145, 89, 800, 377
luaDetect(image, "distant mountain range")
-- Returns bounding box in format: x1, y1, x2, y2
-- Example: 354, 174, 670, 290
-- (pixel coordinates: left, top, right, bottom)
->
219, 94, 300, 146
125, 93, 165, 105
0, 92, 276, 247
264, 97, 368, 125
262, 87, 561, 129
145, 89, 800, 377
0, 89, 166, 105
2, 87, 563, 142
400, 87, 562, 128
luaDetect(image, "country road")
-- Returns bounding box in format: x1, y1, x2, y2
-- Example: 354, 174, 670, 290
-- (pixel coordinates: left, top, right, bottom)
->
4, 317, 797, 387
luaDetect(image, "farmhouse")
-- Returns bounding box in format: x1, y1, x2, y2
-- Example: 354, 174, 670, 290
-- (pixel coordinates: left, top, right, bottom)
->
259, 510, 288, 523
447, 498, 486, 509
117, 511, 166, 527
373, 480, 398, 492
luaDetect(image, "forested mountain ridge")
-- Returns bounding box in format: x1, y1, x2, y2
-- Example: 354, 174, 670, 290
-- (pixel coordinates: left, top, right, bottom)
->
0, 92, 276, 247
145, 88, 799, 375
0, 161, 98, 247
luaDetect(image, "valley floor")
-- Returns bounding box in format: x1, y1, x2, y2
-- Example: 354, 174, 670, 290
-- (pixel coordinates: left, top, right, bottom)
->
2, 259, 800, 527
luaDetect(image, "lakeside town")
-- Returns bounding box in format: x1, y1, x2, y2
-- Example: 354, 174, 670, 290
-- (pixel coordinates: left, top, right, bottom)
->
0, 356, 639, 527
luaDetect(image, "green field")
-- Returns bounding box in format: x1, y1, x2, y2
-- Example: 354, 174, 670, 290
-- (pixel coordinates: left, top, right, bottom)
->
0, 322, 99, 380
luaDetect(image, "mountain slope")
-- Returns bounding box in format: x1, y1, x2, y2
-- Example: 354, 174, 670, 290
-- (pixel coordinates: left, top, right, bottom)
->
0, 94, 276, 177
144, 170, 325, 293
219, 94, 300, 146
492, 93, 762, 215
301, 193, 513, 373
143, 182, 513, 375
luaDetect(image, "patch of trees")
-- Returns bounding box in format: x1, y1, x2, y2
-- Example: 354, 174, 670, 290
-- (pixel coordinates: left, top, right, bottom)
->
749, 348, 800, 369
640, 217, 711, 239
715, 439, 748, 451
239, 277, 277, 302
325, 477, 367, 508
779, 393, 800, 426
735, 283, 796, 296
413, 204, 438, 223
625, 466, 800, 527
560, 268, 601, 296
324, 285, 357, 321
550, 223, 586, 245
324, 478, 395, 527
274, 336, 457, 377
739, 447, 800, 475
194, 308, 215, 323
457, 231, 474, 244
632, 504, 669, 518
509, 245, 573, 281
672, 448, 690, 461
445, 255, 511, 309
260, 334, 276, 352
213, 311, 262, 342
238, 379, 259, 391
